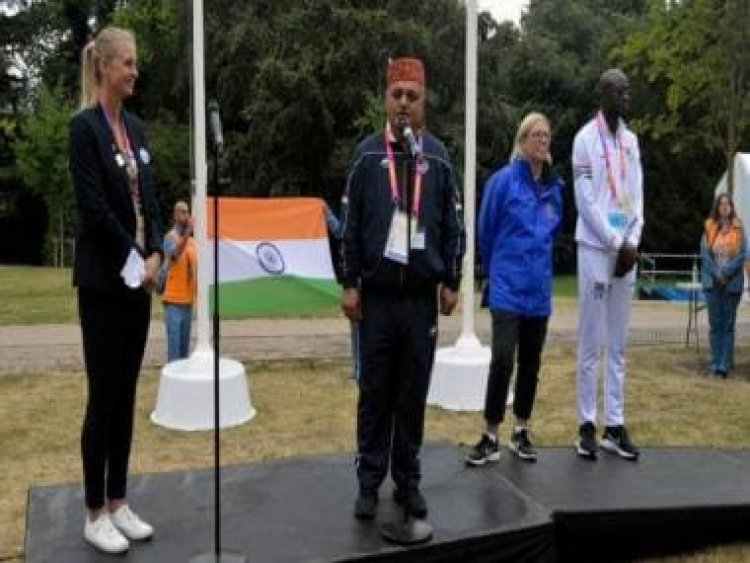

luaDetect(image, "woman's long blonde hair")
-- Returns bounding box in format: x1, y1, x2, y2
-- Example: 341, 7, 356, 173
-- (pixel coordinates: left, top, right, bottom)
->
510, 112, 552, 164
80, 26, 135, 109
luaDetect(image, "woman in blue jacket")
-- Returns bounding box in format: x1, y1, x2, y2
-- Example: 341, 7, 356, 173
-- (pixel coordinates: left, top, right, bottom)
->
467, 112, 563, 465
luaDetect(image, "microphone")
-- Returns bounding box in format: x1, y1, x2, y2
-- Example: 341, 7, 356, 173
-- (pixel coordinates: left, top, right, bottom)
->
207, 99, 224, 150
397, 116, 421, 159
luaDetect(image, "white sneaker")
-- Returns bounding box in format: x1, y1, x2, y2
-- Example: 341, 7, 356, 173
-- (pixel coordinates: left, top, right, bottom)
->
110, 505, 154, 541
84, 512, 129, 554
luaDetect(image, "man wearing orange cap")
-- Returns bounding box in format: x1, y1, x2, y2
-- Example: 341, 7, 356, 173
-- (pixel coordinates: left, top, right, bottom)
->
340, 56, 465, 521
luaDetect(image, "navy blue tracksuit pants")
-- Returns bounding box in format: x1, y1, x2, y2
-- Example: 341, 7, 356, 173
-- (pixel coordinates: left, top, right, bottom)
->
356, 288, 437, 493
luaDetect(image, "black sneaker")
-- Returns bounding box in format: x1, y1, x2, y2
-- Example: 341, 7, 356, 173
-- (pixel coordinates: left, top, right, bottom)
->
576, 421, 598, 460
393, 487, 427, 518
600, 425, 640, 461
465, 433, 500, 466
353, 490, 378, 520
509, 428, 537, 462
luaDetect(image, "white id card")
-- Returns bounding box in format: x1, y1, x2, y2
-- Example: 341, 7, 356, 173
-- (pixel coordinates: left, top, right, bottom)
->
411, 220, 426, 250
384, 209, 409, 264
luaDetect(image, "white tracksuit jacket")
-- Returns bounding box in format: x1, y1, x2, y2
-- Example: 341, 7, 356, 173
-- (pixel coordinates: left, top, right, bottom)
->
572, 112, 644, 426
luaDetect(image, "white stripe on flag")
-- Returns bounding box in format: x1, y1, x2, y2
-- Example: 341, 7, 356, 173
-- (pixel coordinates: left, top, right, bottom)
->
205, 239, 335, 283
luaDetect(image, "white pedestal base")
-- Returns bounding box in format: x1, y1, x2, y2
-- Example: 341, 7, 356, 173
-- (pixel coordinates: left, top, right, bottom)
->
428, 336, 491, 411
151, 350, 255, 431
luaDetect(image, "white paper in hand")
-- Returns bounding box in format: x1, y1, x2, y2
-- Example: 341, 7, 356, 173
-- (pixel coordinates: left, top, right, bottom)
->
120, 248, 145, 288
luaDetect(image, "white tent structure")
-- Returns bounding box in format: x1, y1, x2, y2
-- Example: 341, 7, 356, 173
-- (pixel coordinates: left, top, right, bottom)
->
716, 153, 750, 228
715, 153, 750, 301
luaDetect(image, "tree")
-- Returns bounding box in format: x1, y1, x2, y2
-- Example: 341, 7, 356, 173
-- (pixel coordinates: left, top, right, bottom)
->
198, 0, 467, 201
618, 0, 750, 194
13, 84, 75, 264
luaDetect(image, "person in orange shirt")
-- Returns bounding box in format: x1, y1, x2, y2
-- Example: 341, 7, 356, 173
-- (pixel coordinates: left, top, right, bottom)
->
162, 200, 197, 361
700, 193, 746, 378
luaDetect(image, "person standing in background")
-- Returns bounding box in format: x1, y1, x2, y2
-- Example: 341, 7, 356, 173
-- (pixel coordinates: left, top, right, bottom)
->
572, 68, 644, 462
162, 200, 197, 362
466, 112, 563, 466
700, 193, 746, 379
70, 26, 161, 554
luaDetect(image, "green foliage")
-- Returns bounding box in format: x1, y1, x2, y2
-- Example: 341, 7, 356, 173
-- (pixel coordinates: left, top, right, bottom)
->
2, 0, 748, 265
202, 0, 467, 200
13, 84, 75, 260
112, 1, 189, 121
617, 0, 750, 190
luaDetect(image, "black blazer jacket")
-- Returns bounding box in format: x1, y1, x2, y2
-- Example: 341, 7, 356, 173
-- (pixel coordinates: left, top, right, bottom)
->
69, 105, 162, 290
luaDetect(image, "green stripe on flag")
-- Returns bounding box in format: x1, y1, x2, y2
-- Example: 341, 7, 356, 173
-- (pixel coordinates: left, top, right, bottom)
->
210, 276, 340, 317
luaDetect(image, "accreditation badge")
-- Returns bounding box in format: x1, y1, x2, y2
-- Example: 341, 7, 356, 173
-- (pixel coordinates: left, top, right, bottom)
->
384, 209, 409, 264
607, 210, 627, 232
411, 217, 425, 250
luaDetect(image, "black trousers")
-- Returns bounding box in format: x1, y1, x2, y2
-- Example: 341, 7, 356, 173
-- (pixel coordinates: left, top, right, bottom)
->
78, 286, 151, 509
484, 309, 548, 426
356, 288, 437, 493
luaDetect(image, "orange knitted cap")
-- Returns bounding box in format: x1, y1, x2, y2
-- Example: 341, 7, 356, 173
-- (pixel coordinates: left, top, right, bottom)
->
386, 57, 425, 86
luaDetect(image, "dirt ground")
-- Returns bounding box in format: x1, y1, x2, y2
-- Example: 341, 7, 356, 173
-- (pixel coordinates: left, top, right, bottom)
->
1, 298, 748, 374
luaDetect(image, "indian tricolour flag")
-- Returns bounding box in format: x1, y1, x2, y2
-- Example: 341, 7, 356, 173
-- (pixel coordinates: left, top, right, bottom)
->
206, 197, 339, 316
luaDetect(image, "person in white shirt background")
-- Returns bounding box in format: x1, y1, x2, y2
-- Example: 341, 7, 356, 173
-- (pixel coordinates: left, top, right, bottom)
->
572, 68, 644, 462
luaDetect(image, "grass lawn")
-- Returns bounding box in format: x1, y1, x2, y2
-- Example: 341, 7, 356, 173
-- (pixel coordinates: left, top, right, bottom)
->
1, 344, 749, 561
0, 266, 341, 325
0, 266, 80, 324
0, 266, 583, 325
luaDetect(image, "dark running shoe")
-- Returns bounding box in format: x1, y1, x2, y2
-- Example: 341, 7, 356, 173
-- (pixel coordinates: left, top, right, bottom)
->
393, 487, 428, 518
509, 428, 537, 462
576, 421, 598, 460
465, 433, 500, 466
353, 490, 378, 520
601, 425, 640, 461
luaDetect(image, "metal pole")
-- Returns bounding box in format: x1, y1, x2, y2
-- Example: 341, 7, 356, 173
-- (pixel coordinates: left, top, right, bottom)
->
212, 150, 221, 559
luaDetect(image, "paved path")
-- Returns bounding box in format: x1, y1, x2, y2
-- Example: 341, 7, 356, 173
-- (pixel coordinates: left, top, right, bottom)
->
1, 299, 748, 373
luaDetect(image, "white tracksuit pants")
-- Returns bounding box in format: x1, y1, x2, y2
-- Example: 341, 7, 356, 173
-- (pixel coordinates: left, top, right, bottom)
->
576, 244, 635, 427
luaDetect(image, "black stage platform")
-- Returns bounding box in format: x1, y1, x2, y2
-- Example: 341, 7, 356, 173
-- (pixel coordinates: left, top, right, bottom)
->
25, 444, 750, 562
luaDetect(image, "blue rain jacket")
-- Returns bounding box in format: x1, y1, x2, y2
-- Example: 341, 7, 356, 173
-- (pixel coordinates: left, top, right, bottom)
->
478, 158, 563, 317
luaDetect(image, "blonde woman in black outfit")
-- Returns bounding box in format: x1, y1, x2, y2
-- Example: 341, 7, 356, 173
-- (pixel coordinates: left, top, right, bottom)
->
69, 26, 162, 554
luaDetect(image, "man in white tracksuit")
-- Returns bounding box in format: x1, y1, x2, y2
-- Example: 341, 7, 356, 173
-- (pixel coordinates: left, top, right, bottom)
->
572, 68, 643, 461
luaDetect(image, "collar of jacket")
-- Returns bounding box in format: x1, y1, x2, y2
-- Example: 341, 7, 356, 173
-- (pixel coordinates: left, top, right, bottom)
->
512, 157, 556, 186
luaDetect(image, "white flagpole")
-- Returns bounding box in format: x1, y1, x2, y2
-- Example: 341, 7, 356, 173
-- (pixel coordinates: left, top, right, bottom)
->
459, 0, 479, 347
192, 0, 210, 355
427, 0, 491, 411
152, 0, 253, 434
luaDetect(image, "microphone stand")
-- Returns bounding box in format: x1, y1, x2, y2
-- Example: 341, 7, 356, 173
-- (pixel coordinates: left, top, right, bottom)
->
190, 100, 247, 563
379, 132, 433, 546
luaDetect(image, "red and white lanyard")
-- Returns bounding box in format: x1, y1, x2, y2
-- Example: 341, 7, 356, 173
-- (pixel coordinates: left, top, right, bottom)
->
595, 111, 625, 202
384, 125, 423, 217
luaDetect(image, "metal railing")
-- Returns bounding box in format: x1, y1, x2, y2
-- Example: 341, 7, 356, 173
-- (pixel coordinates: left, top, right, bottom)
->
638, 252, 700, 286
50, 237, 75, 268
